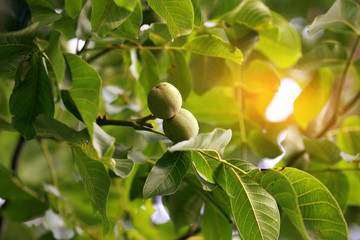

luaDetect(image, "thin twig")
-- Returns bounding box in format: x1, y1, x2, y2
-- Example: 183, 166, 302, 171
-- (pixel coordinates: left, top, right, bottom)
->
287, 36, 360, 167
39, 139, 64, 216
96, 114, 166, 137
10, 136, 25, 176
316, 36, 360, 138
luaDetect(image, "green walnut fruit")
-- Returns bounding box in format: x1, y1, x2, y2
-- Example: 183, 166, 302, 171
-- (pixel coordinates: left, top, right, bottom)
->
147, 82, 182, 119
163, 108, 199, 143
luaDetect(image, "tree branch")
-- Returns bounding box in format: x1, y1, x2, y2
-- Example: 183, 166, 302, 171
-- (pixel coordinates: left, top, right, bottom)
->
96, 114, 166, 137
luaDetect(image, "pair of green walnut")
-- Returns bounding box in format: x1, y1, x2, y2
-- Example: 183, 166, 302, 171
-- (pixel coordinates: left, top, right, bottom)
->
147, 83, 199, 143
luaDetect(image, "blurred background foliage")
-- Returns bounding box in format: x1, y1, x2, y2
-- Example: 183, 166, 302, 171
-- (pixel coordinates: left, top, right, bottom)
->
0, 0, 360, 239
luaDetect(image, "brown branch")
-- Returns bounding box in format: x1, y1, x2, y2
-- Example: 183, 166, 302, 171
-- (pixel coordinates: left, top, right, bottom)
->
96, 114, 166, 137
10, 136, 26, 176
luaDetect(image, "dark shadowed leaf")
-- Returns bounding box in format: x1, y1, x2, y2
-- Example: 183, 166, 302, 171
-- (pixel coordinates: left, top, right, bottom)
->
164, 182, 203, 232
308, 0, 360, 35
0, 163, 48, 221
0, 23, 38, 78
167, 50, 192, 100
35, 114, 85, 143
189, 53, 227, 95
9, 53, 54, 140
147, 0, 194, 39
143, 151, 191, 199
184, 35, 243, 64
91, 0, 132, 38
0, 0, 31, 32
201, 187, 232, 240
72, 144, 111, 235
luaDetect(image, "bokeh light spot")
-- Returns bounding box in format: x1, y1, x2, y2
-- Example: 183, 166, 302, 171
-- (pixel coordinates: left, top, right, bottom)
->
265, 78, 302, 122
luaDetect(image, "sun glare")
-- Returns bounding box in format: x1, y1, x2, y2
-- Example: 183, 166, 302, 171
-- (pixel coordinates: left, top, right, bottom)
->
265, 78, 302, 122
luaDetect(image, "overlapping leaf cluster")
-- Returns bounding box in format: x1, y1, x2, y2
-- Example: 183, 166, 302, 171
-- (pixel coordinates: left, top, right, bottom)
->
0, 0, 359, 239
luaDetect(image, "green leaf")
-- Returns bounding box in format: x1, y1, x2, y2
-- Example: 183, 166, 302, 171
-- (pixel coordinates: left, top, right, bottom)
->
143, 151, 191, 199
0, 0, 31, 32
64, 53, 100, 138
65, 0, 83, 19
72, 144, 111, 235
139, 49, 160, 92
0, 23, 38, 78
336, 116, 360, 155
247, 130, 282, 158
110, 158, 134, 178
296, 42, 348, 71
169, 128, 232, 156
0, 163, 48, 221
184, 35, 243, 64
35, 114, 85, 143
226, 0, 272, 29
308, 0, 360, 35
61, 90, 82, 121
256, 12, 301, 68
116, 2, 142, 40
191, 0, 202, 26
200, 0, 241, 20
312, 170, 349, 211
242, 59, 280, 93
9, 53, 54, 140
147, 0, 194, 39
216, 164, 280, 240
167, 50, 192, 100
148, 23, 172, 46
92, 123, 115, 158
191, 151, 220, 184
202, 198, 233, 240
248, 169, 309, 240
91, 0, 132, 38
164, 183, 203, 232
278, 168, 349, 239
114, 0, 137, 11
293, 68, 334, 130
303, 138, 342, 165
26, 0, 62, 27
183, 87, 238, 124
189, 53, 227, 95
45, 31, 65, 83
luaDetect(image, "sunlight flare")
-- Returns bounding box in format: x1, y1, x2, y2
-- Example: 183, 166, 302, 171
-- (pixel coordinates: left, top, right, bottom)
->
266, 78, 302, 122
